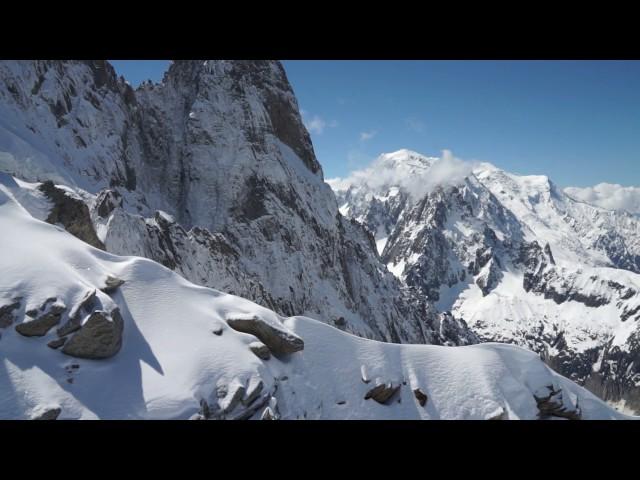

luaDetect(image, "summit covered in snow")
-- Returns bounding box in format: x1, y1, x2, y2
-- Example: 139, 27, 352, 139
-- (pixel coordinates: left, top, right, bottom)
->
333, 148, 640, 414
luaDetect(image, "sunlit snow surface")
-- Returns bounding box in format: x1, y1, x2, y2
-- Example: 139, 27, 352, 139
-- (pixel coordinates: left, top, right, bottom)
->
0, 174, 633, 419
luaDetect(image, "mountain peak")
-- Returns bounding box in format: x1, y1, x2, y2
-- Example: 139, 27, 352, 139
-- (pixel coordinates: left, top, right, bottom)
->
378, 149, 438, 167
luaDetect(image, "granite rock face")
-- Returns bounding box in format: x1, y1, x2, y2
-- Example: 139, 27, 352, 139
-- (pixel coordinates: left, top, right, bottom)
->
0, 60, 478, 347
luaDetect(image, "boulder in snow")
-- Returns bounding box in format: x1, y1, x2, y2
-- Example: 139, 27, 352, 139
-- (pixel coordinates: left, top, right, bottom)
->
212, 325, 223, 336
226, 315, 304, 355
15, 303, 66, 337
364, 380, 401, 404
101, 275, 125, 294
249, 341, 271, 360
413, 388, 428, 407
61, 308, 124, 359
38, 180, 105, 250
534, 385, 582, 420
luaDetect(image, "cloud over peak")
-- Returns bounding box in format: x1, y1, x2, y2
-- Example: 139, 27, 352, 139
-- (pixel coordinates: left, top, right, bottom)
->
564, 183, 640, 215
327, 149, 477, 201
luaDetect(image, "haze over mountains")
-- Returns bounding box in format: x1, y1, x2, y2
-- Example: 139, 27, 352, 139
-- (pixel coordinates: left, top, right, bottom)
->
0, 60, 637, 419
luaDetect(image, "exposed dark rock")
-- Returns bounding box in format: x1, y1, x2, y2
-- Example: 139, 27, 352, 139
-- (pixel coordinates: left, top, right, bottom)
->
242, 378, 265, 407
249, 341, 271, 360
94, 189, 123, 218
364, 381, 401, 405
199, 398, 211, 419
32, 407, 61, 420
544, 243, 556, 265
16, 304, 66, 337
38, 181, 105, 250
47, 337, 67, 349
413, 388, 428, 407
475, 257, 502, 296
534, 385, 581, 420
26, 297, 57, 318
69, 289, 97, 320
334, 316, 347, 329
0, 298, 21, 328
218, 381, 246, 415
61, 308, 124, 359
57, 317, 83, 337
226, 316, 304, 355
212, 326, 223, 336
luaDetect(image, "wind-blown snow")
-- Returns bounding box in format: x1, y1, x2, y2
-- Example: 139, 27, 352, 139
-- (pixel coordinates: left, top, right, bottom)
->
0, 173, 629, 420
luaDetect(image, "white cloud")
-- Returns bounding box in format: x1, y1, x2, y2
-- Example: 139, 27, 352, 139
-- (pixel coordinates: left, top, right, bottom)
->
327, 149, 477, 200
359, 130, 377, 141
405, 117, 426, 134
564, 183, 640, 215
301, 110, 337, 135
326, 177, 352, 191
305, 115, 326, 135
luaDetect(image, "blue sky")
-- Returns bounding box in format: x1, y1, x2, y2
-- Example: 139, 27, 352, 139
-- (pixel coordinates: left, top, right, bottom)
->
110, 60, 640, 188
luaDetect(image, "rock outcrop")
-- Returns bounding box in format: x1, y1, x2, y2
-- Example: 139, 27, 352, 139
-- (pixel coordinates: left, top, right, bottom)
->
61, 308, 124, 359
364, 380, 401, 404
15, 303, 66, 337
226, 316, 304, 355
31, 407, 61, 420
0, 298, 21, 328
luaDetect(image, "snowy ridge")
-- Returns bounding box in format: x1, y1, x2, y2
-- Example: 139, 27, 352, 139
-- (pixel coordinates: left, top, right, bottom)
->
0, 173, 628, 420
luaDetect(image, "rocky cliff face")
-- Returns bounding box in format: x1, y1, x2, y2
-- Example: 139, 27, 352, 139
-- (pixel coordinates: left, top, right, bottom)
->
0, 60, 477, 346
333, 150, 640, 413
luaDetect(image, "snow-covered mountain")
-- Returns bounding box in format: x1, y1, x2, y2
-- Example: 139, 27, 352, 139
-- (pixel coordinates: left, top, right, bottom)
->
0, 60, 476, 346
0, 172, 626, 420
332, 149, 640, 414
1, 60, 636, 420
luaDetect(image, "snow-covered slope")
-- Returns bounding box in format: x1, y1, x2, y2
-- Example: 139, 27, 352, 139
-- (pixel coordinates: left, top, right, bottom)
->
333, 149, 640, 414
0, 173, 628, 420
0, 60, 478, 346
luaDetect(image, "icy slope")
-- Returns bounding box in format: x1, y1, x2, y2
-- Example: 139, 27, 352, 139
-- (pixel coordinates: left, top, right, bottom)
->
0, 173, 628, 420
